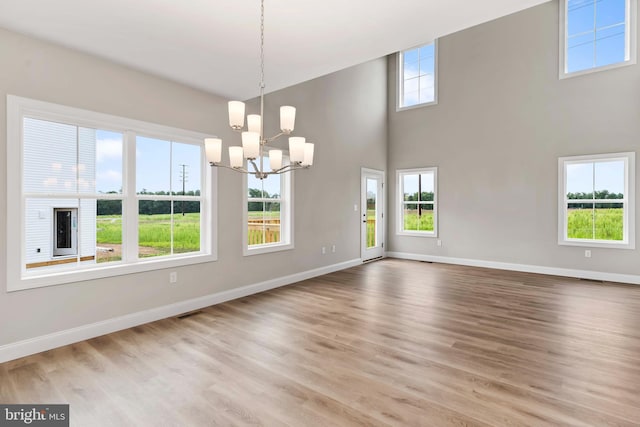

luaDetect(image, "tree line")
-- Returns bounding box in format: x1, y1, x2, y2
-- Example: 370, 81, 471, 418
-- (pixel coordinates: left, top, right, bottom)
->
248, 188, 280, 212
567, 190, 623, 209
97, 190, 201, 215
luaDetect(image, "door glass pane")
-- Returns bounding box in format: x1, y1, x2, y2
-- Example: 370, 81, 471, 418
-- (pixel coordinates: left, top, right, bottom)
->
367, 178, 377, 248
55, 210, 73, 249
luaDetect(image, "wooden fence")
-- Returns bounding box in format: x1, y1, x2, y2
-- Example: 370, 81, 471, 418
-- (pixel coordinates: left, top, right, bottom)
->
248, 218, 281, 245
248, 218, 377, 247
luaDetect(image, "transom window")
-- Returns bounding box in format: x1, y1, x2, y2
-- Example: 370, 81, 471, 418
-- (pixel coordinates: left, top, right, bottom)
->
397, 168, 438, 236
558, 152, 635, 248
398, 41, 438, 110
561, 0, 637, 76
244, 155, 293, 255
7, 95, 216, 291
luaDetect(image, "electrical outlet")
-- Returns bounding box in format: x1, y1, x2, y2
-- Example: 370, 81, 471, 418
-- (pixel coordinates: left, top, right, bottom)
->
354, 204, 358, 212
169, 271, 178, 283
437, 240, 442, 247
321, 246, 326, 255
584, 250, 591, 258
331, 245, 336, 253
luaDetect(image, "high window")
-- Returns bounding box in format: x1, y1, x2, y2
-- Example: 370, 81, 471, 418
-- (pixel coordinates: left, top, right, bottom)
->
561, 0, 637, 76
398, 41, 438, 110
7, 95, 216, 291
558, 152, 635, 248
397, 168, 438, 236
244, 155, 293, 255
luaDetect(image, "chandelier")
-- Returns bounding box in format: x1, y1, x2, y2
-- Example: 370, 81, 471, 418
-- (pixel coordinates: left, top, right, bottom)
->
204, 0, 314, 180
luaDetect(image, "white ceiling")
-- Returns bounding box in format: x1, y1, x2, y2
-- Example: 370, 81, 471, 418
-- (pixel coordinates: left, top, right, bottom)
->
0, 0, 549, 100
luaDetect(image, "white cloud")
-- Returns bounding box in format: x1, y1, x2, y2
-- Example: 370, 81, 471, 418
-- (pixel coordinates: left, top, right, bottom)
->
96, 139, 122, 163
97, 169, 122, 183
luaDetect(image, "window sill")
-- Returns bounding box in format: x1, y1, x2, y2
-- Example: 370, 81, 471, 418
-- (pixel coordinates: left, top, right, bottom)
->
559, 59, 637, 80
397, 231, 438, 238
558, 239, 635, 250
396, 100, 438, 113
244, 242, 294, 257
9, 252, 217, 292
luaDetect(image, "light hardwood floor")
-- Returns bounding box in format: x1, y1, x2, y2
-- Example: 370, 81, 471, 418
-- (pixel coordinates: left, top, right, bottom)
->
1, 259, 640, 426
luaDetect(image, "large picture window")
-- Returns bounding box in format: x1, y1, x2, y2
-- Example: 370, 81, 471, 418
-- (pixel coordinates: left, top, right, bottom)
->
560, 0, 637, 77
244, 155, 293, 255
7, 95, 216, 291
558, 152, 635, 248
397, 168, 438, 236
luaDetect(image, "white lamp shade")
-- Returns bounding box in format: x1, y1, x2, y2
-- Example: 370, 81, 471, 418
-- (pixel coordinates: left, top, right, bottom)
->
289, 136, 306, 163
302, 143, 315, 166
204, 138, 222, 164
280, 106, 296, 132
247, 114, 262, 134
241, 132, 260, 159
229, 146, 244, 168
269, 150, 283, 171
228, 101, 245, 129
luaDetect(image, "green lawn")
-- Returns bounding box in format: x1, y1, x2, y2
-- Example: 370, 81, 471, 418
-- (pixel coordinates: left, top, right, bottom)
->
403, 211, 434, 232
96, 213, 200, 260
567, 208, 623, 240
96, 208, 624, 262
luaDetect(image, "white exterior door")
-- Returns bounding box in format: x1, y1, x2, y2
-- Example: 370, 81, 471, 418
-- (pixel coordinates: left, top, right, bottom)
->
361, 168, 384, 261
53, 208, 78, 257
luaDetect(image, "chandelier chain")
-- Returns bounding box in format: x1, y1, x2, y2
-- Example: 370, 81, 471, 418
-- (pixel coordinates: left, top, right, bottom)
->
260, 0, 265, 90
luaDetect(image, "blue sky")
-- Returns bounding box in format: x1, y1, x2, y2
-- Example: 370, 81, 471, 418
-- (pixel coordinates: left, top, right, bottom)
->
567, 0, 626, 72
96, 131, 202, 194
96, 130, 280, 195
566, 161, 625, 195
403, 43, 435, 107
403, 173, 434, 199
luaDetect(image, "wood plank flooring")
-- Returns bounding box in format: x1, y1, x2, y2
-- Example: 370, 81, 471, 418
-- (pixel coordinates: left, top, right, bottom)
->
1, 259, 640, 426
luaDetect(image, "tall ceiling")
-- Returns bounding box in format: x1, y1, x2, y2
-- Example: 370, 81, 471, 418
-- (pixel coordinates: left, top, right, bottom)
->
0, 0, 550, 100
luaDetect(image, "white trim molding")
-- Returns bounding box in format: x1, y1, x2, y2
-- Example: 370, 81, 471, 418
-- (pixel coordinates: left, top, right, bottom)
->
387, 252, 640, 285
0, 258, 362, 363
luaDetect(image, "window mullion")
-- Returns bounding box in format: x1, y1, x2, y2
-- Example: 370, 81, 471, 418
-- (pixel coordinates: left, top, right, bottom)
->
123, 130, 138, 263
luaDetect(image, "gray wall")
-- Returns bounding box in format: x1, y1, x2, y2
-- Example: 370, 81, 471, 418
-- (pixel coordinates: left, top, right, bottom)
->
0, 27, 387, 346
388, 1, 640, 275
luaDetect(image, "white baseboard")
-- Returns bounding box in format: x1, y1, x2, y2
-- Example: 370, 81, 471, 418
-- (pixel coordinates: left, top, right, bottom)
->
0, 258, 362, 364
386, 252, 640, 285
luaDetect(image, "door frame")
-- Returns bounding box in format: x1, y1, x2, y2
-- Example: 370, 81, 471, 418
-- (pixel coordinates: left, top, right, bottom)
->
361, 168, 385, 261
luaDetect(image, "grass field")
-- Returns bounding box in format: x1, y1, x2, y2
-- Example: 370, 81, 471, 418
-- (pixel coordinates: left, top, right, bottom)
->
96, 213, 200, 261
95, 208, 624, 263
403, 211, 434, 232
567, 208, 623, 240
97, 212, 283, 261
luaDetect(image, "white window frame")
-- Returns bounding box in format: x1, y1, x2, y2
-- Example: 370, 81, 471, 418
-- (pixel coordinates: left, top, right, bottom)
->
397, 40, 438, 111
559, 0, 637, 79
242, 153, 294, 256
7, 95, 217, 291
558, 152, 635, 249
397, 167, 438, 237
